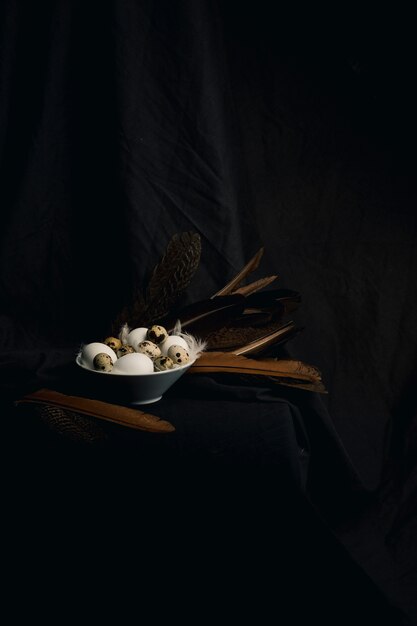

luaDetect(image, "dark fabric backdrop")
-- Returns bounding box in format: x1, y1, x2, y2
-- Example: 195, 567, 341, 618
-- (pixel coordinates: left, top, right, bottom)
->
1, 1, 416, 621
1, 0, 416, 484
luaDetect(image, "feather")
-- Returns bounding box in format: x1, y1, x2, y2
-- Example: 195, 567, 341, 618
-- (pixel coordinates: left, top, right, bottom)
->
237, 374, 327, 394
232, 322, 303, 356
240, 302, 286, 319
273, 380, 327, 393
206, 319, 293, 350
16, 388, 176, 432
163, 294, 246, 338
188, 351, 324, 387
164, 288, 299, 339
145, 232, 201, 322
119, 323, 130, 344
233, 275, 278, 296
164, 289, 300, 353
232, 311, 279, 327
172, 320, 207, 361
110, 231, 201, 334
262, 358, 323, 380
212, 247, 264, 297
243, 289, 301, 312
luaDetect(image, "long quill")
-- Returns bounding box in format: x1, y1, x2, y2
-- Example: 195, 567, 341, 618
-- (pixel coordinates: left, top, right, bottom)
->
212, 247, 264, 297
232, 322, 302, 355
16, 388, 176, 433
233, 275, 278, 296
189, 351, 325, 391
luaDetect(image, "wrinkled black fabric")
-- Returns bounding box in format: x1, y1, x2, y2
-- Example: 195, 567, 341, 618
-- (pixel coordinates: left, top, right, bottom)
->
1, 2, 416, 623
1, 1, 416, 485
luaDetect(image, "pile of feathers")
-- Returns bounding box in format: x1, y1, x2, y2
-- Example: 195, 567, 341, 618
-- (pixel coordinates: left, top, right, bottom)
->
109, 232, 326, 394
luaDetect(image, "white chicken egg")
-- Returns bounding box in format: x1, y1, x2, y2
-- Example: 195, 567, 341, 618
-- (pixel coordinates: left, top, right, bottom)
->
112, 352, 154, 375
79, 342, 117, 369
160, 335, 189, 355
126, 327, 148, 350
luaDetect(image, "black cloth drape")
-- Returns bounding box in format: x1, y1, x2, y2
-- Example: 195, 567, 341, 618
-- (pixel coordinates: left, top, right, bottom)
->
1, 1, 416, 623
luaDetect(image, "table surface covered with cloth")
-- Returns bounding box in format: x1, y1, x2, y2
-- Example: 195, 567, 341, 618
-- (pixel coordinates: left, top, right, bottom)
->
2, 346, 409, 626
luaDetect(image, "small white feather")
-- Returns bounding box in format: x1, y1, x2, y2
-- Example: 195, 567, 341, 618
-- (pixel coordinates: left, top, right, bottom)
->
118, 323, 130, 345
172, 320, 206, 362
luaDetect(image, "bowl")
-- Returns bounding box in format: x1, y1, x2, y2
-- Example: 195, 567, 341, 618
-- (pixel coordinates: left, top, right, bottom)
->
75, 355, 195, 405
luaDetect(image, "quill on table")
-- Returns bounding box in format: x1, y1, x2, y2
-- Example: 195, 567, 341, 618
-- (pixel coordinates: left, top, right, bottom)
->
16, 388, 176, 433
188, 351, 326, 393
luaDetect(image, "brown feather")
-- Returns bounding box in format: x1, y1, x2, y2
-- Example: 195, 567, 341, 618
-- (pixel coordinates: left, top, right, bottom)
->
16, 388, 176, 433
243, 289, 301, 311
206, 320, 292, 350
233, 275, 278, 296
163, 294, 246, 337
233, 311, 277, 326
189, 351, 324, 386
143, 231, 201, 325
262, 358, 323, 380
110, 231, 201, 333
276, 381, 327, 393
237, 374, 327, 394
212, 247, 264, 297
147, 232, 201, 303
232, 322, 302, 356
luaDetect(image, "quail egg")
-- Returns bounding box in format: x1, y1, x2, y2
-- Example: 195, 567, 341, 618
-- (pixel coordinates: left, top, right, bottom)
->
93, 352, 114, 372
117, 344, 135, 358
104, 336, 122, 352
160, 335, 189, 355
112, 352, 154, 375
79, 342, 117, 369
153, 355, 174, 371
147, 325, 168, 345
167, 345, 190, 365
137, 340, 161, 360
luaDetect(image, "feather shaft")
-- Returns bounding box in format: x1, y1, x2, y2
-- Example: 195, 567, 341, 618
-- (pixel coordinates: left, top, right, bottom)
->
188, 351, 322, 384
212, 247, 264, 297
233, 275, 278, 296
232, 322, 302, 356
16, 389, 176, 433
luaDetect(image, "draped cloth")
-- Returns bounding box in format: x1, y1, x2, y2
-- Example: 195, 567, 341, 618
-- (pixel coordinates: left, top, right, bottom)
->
1, 2, 416, 622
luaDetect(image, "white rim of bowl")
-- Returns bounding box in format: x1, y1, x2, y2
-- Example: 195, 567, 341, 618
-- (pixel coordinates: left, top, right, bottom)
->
75, 355, 196, 376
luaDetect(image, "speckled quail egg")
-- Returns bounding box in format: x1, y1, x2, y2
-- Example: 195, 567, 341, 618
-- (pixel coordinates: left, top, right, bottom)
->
147, 325, 168, 345
117, 344, 135, 358
93, 352, 114, 372
79, 342, 117, 369
160, 335, 189, 355
104, 336, 122, 352
126, 327, 148, 349
153, 355, 174, 371
137, 340, 161, 360
112, 352, 154, 375
167, 345, 190, 365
